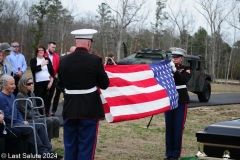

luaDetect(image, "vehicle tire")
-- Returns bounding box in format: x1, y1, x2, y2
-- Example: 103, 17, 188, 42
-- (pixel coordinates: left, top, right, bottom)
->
197, 80, 211, 102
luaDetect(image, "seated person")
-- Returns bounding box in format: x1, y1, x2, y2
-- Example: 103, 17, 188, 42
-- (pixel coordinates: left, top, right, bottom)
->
16, 76, 60, 140
0, 110, 21, 154
0, 75, 59, 158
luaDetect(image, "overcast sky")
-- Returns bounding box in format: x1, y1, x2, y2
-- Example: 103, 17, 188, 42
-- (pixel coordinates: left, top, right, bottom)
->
60, 0, 240, 44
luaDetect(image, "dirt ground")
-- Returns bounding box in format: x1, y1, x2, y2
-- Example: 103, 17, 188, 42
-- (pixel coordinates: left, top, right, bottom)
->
49, 82, 240, 160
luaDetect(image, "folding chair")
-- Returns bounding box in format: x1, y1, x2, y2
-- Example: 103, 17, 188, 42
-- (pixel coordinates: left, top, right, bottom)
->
11, 97, 47, 155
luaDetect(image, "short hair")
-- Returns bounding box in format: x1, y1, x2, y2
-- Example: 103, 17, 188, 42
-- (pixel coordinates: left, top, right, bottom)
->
11, 41, 19, 45
48, 41, 56, 45
107, 52, 115, 58
18, 77, 33, 94
35, 45, 46, 56
0, 75, 14, 91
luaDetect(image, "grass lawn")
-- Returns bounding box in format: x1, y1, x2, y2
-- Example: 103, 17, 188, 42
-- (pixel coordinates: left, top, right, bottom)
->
50, 83, 240, 160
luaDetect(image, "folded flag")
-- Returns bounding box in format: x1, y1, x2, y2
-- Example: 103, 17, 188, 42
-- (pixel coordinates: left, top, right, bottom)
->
101, 60, 178, 123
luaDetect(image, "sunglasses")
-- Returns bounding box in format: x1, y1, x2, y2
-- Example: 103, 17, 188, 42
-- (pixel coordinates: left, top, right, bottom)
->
12, 45, 19, 48
172, 55, 182, 58
26, 82, 33, 86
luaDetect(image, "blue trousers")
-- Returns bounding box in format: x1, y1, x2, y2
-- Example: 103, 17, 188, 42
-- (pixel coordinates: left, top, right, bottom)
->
63, 119, 99, 160
164, 103, 188, 158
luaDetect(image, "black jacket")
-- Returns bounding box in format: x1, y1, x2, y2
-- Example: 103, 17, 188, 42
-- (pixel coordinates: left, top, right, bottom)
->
58, 47, 109, 120
30, 57, 54, 83
173, 64, 191, 103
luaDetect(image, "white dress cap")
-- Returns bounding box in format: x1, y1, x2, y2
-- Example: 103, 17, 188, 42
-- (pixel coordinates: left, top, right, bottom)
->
169, 47, 186, 56
71, 29, 98, 39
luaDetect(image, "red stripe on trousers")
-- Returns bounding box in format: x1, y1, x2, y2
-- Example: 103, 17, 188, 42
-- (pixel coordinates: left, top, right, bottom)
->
91, 120, 99, 160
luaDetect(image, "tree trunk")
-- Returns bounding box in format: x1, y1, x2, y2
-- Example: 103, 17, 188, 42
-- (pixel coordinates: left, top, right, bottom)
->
116, 27, 123, 61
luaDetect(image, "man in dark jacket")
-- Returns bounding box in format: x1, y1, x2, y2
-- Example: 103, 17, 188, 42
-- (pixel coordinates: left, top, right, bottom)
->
164, 47, 191, 160
58, 29, 109, 160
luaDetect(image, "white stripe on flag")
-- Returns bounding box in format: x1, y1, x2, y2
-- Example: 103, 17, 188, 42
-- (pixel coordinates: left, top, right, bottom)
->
109, 97, 169, 117
101, 84, 164, 97
106, 70, 153, 81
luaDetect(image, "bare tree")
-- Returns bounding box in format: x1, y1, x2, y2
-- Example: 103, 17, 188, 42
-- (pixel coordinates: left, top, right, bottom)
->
107, 0, 148, 61
167, 0, 196, 51
194, 0, 237, 81
226, 6, 240, 83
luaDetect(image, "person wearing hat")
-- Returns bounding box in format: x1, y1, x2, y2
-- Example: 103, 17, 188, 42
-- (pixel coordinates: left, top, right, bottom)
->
0, 49, 4, 78
58, 29, 109, 160
0, 43, 14, 77
164, 47, 191, 160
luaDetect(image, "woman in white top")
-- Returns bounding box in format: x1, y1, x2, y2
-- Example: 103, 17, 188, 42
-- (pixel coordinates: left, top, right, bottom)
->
30, 45, 54, 116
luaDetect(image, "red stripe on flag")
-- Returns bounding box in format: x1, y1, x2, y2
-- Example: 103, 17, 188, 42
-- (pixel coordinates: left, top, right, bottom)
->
104, 64, 151, 73
101, 63, 174, 123
112, 105, 170, 123
105, 89, 168, 106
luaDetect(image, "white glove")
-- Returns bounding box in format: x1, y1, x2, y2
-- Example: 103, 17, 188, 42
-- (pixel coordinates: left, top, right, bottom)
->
169, 61, 176, 72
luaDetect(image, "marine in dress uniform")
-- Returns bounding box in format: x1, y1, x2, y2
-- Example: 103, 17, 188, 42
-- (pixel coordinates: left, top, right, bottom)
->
164, 47, 191, 160
58, 29, 109, 160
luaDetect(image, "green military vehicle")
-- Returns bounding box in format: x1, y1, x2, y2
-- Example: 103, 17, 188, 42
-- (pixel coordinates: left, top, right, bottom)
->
117, 48, 212, 102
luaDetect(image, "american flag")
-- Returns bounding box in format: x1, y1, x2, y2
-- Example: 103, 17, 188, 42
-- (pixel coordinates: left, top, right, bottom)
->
100, 60, 178, 123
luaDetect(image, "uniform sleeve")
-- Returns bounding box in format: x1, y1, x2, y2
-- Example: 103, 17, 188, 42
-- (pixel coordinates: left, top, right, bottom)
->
173, 66, 191, 85
96, 58, 109, 89
57, 59, 65, 90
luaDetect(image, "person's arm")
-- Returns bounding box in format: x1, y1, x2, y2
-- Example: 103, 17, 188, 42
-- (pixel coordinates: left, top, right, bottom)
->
97, 57, 110, 89
0, 97, 12, 121
21, 55, 27, 73
30, 58, 42, 73
16, 105, 24, 122
104, 57, 108, 65
16, 93, 33, 119
47, 76, 54, 90
57, 67, 65, 92
0, 110, 4, 123
46, 57, 54, 89
173, 66, 191, 84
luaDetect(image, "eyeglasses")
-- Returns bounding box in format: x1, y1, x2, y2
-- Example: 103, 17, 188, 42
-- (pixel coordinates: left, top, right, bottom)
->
26, 82, 33, 86
38, 50, 44, 52
12, 45, 19, 48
